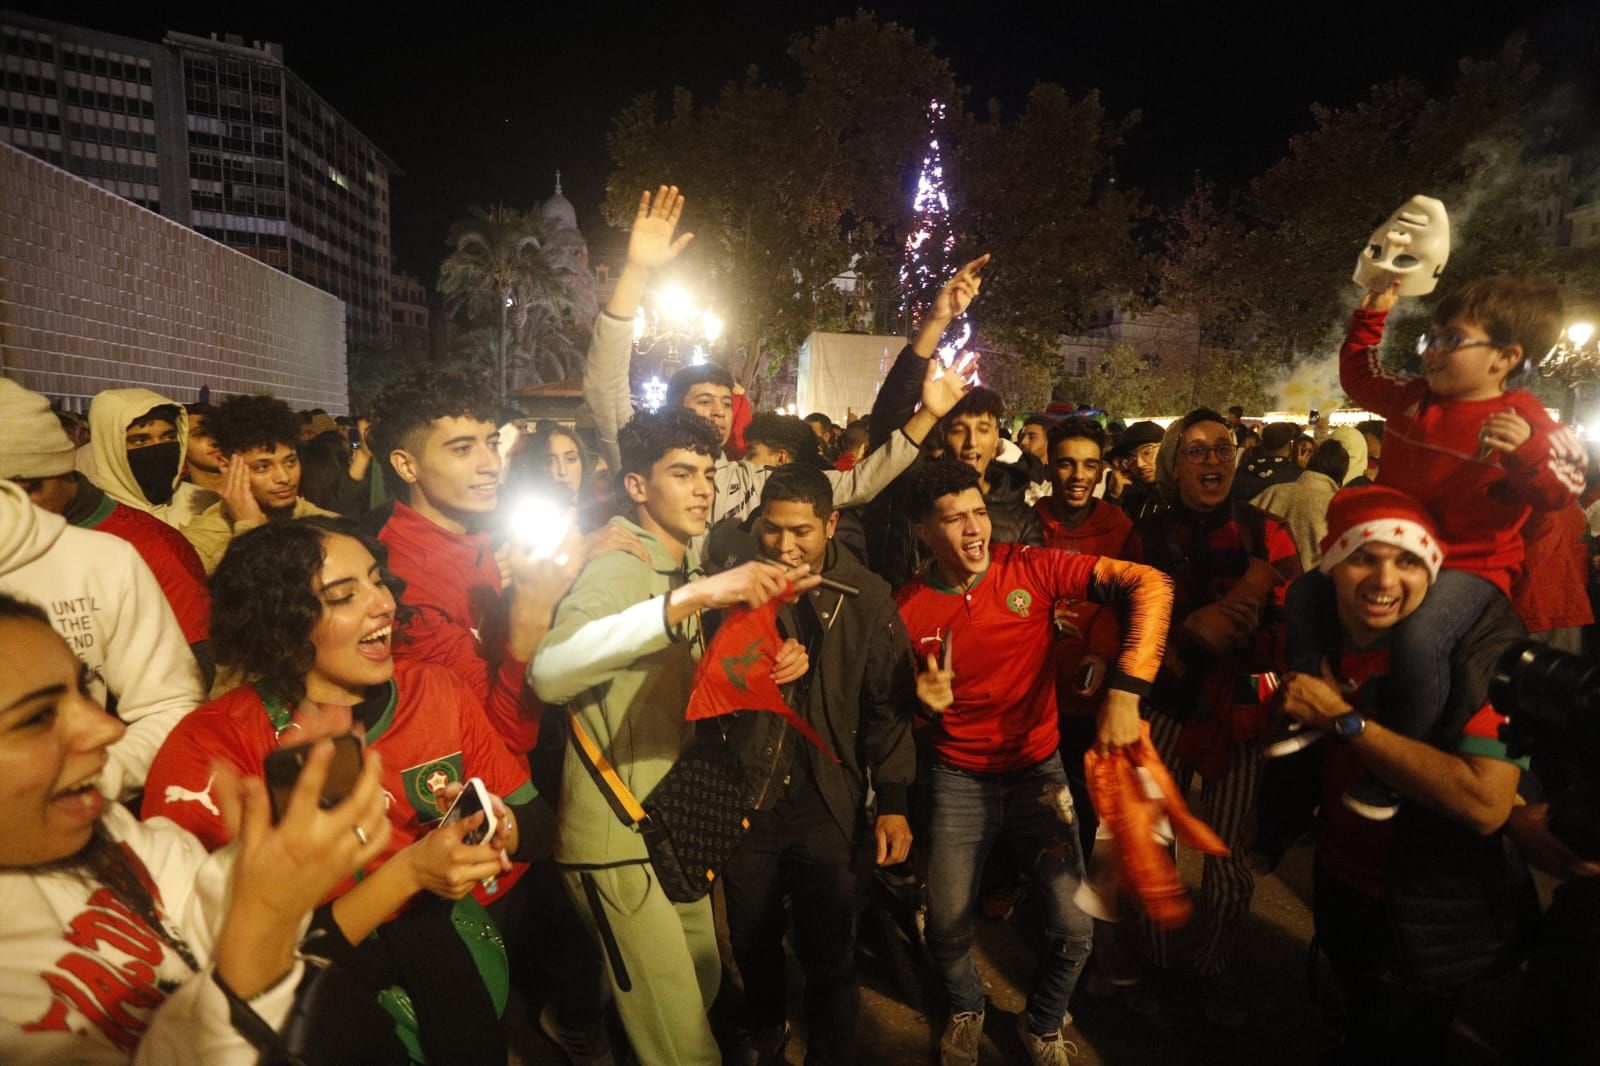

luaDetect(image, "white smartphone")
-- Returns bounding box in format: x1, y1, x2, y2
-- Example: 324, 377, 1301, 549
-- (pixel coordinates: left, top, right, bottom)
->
439, 777, 499, 846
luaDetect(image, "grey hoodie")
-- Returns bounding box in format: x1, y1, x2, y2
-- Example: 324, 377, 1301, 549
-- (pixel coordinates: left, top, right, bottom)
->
0, 481, 204, 799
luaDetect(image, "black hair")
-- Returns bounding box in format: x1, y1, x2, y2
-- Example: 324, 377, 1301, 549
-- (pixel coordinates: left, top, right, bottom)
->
185, 401, 218, 422
1022, 412, 1054, 430
1357, 419, 1386, 441
665, 363, 735, 410
209, 394, 301, 457
128, 404, 180, 431
944, 387, 1006, 424
803, 412, 835, 430
210, 517, 411, 707
760, 462, 835, 518
297, 430, 354, 512
369, 367, 499, 476
617, 408, 721, 479
0, 591, 49, 627
904, 458, 982, 523
1307, 439, 1349, 483
1047, 415, 1107, 454
745, 413, 825, 468
1259, 422, 1299, 452
1227, 405, 1245, 418
1179, 408, 1228, 432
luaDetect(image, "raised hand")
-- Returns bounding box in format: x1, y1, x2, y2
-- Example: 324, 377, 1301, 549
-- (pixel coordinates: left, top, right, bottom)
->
921, 350, 976, 419
627, 185, 695, 271
930, 254, 990, 323
1359, 277, 1402, 313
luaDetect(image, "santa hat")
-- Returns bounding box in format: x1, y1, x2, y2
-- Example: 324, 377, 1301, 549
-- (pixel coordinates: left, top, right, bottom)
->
1319, 485, 1444, 582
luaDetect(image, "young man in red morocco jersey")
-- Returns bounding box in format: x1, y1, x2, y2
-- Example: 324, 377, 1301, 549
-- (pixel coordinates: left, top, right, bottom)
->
894, 460, 1172, 1066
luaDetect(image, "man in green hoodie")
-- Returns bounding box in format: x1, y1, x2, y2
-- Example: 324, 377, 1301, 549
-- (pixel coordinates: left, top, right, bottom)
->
531, 408, 821, 1066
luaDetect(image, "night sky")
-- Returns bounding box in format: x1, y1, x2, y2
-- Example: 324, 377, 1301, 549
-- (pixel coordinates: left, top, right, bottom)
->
19, 2, 1600, 282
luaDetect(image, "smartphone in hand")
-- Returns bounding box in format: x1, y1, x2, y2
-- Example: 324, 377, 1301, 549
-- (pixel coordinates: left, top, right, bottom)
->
262, 733, 364, 824
440, 777, 499, 846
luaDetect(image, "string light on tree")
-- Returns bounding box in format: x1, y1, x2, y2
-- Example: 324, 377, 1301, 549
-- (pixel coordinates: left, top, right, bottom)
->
900, 98, 976, 376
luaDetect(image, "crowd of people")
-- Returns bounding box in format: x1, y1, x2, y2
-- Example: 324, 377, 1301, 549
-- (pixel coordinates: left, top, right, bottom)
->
0, 180, 1597, 1066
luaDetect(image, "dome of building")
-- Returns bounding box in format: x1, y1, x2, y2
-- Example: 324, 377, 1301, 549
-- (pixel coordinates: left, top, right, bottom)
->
540, 171, 578, 230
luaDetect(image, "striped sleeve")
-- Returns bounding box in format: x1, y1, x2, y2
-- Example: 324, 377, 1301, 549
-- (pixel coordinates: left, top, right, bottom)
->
1086, 556, 1174, 697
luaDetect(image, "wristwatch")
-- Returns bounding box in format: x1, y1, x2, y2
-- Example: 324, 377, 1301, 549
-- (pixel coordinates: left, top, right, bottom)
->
1331, 710, 1368, 740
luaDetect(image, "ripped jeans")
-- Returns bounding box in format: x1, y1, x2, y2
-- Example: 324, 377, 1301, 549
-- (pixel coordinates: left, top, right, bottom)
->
925, 753, 1093, 1036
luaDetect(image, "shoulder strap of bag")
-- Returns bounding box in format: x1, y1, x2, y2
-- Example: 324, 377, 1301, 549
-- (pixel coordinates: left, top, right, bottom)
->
567, 708, 649, 830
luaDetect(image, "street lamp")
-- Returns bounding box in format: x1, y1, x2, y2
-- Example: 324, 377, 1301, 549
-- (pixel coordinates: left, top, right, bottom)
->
634, 284, 723, 376
1538, 320, 1600, 421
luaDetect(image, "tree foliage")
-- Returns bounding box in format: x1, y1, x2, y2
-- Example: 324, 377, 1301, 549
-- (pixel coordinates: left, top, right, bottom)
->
1157, 38, 1597, 393
603, 12, 1143, 382
437, 204, 595, 393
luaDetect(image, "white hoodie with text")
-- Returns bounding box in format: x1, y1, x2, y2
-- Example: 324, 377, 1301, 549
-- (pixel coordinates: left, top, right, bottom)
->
0, 482, 204, 798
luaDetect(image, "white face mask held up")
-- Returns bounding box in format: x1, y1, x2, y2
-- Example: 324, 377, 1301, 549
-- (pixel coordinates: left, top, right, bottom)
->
1353, 194, 1451, 297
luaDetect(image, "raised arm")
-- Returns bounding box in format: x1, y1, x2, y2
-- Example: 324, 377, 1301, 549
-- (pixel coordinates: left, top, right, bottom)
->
1339, 281, 1413, 418
869, 255, 988, 448
585, 186, 695, 470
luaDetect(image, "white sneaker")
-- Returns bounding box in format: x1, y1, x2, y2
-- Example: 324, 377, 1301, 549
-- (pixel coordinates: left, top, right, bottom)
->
939, 1009, 985, 1066
538, 1002, 616, 1066
1015, 1014, 1080, 1065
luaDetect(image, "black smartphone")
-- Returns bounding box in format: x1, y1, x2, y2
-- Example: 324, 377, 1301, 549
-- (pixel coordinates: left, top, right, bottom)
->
263, 733, 364, 824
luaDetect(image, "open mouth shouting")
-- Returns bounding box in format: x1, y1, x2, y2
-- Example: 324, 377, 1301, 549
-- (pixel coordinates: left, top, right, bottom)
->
50, 768, 106, 824
357, 623, 393, 662
960, 536, 988, 566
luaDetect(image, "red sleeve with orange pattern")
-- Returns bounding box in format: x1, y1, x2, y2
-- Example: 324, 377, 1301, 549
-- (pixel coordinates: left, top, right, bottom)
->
1087, 556, 1174, 698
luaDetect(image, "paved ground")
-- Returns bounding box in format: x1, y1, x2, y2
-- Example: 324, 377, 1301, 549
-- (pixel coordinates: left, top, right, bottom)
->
508, 837, 1527, 1065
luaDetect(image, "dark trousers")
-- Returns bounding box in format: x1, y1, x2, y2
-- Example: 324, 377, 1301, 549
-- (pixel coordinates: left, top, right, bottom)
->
723, 782, 870, 1066
1313, 860, 1459, 1065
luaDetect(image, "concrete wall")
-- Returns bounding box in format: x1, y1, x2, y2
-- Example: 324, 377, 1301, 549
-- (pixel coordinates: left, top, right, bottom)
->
0, 141, 346, 411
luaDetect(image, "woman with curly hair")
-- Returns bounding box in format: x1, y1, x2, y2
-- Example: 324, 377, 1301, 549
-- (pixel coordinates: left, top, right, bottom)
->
142, 517, 554, 1064
0, 590, 395, 1063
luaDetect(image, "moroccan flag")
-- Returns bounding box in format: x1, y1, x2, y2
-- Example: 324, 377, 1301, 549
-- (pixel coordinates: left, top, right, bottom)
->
686, 599, 835, 759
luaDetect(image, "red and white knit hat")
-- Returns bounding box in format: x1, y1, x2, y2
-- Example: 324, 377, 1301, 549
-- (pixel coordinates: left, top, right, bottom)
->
1318, 485, 1445, 583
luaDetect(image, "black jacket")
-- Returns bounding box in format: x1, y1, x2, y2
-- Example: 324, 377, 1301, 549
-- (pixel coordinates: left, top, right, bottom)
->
1383, 594, 1537, 990
1231, 454, 1299, 501
778, 541, 918, 838
1107, 480, 1167, 524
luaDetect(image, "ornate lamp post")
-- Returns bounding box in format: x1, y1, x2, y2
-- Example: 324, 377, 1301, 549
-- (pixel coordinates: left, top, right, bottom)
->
1538, 321, 1598, 423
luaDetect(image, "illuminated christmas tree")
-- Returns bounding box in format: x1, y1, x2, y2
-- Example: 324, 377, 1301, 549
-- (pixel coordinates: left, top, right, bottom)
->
900, 99, 970, 361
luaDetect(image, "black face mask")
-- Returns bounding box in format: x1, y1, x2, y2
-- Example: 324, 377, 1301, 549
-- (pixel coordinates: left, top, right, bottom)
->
126, 442, 181, 505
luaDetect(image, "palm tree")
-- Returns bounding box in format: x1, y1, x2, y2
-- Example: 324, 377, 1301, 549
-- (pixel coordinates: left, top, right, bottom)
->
438, 205, 595, 399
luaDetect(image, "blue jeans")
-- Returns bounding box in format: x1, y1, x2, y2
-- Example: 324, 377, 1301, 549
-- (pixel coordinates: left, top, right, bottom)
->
1286, 568, 1499, 742
925, 753, 1093, 1035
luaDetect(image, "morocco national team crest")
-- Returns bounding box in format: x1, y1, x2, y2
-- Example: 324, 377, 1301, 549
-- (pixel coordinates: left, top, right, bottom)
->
1006, 588, 1032, 618
399, 753, 464, 822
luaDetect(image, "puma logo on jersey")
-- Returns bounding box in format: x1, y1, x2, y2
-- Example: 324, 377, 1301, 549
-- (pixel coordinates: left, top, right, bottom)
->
164, 773, 219, 818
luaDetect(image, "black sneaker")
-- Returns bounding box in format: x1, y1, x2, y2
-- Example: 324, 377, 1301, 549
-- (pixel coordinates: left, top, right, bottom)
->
1341, 774, 1400, 821
1264, 718, 1325, 758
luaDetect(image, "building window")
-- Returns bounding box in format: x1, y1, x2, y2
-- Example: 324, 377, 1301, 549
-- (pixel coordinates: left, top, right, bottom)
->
1077, 357, 1087, 375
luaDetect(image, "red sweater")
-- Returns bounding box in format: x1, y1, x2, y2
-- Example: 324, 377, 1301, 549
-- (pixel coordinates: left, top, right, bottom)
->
895, 543, 1169, 773
1512, 503, 1594, 633
1340, 308, 1586, 594
141, 659, 536, 904
74, 491, 210, 644
1036, 499, 1135, 717
378, 500, 539, 753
